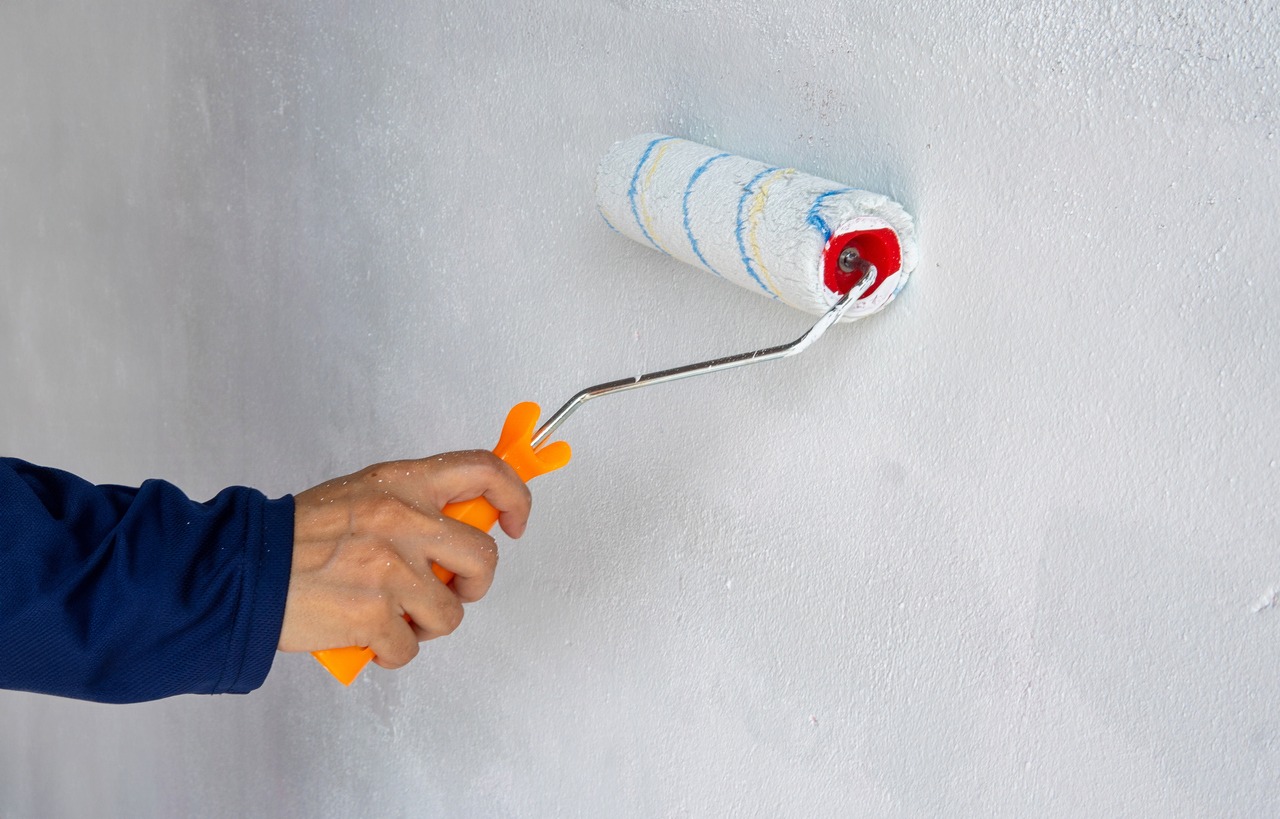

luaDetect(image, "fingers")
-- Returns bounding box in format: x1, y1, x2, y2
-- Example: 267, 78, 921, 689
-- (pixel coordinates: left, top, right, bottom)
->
408, 517, 500, 603
282, 449, 535, 674
366, 612, 420, 670
360, 557, 468, 667
412, 451, 533, 540
398, 580, 466, 642
354, 491, 503, 603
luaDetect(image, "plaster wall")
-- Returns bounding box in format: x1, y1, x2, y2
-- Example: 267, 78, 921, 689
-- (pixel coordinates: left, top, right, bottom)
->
1, 1, 1278, 815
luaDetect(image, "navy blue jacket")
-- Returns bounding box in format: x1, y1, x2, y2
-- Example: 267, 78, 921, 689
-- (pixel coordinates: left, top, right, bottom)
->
0, 458, 293, 703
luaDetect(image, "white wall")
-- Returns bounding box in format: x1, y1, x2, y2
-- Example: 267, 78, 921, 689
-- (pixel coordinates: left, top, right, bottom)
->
2, 1, 1278, 816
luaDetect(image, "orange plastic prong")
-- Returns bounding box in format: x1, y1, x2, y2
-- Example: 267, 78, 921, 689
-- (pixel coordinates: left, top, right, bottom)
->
310, 402, 571, 686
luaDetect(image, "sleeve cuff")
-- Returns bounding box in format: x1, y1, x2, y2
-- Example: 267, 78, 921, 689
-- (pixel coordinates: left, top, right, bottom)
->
223, 493, 295, 694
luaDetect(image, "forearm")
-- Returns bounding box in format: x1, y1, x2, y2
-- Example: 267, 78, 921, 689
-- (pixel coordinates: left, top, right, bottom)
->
0, 458, 293, 703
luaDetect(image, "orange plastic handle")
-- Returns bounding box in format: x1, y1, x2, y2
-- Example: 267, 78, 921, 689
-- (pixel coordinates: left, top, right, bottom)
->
310, 402, 571, 685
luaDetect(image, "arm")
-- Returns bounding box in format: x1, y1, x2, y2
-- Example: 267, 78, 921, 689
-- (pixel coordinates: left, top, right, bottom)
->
0, 451, 530, 703
0, 458, 293, 703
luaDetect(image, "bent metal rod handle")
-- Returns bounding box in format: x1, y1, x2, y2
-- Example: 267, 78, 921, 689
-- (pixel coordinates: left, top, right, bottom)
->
311, 402, 572, 686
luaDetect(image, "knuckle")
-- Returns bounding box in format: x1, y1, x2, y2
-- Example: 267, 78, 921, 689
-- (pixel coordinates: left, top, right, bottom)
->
440, 601, 465, 636
378, 651, 411, 670
375, 648, 405, 669
400, 641, 421, 664
475, 534, 499, 572
505, 476, 532, 504
454, 528, 498, 574
359, 461, 392, 481
375, 629, 418, 668
388, 460, 423, 482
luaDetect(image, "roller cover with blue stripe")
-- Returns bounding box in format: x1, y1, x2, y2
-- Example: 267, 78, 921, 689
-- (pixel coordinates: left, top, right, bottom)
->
595, 134, 918, 319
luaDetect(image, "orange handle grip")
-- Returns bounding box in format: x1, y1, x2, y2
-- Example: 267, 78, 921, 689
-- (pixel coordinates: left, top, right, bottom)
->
310, 402, 571, 686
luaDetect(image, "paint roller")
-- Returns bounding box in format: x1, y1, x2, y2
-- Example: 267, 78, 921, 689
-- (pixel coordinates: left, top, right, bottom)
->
312, 134, 919, 685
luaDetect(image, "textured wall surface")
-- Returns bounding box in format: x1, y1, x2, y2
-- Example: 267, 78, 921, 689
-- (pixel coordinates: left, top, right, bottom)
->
2, 2, 1278, 816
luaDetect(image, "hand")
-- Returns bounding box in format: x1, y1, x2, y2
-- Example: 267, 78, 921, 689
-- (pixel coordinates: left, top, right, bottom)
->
279, 451, 531, 669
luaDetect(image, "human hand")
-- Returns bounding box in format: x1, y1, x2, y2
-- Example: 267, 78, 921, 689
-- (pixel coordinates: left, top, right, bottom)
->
278, 451, 531, 669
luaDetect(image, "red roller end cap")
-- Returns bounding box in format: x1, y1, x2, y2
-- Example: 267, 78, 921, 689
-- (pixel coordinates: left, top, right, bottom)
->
823, 227, 902, 298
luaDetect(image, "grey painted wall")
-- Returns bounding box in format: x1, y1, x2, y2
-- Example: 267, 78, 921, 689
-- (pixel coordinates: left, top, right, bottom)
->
2, 1, 1278, 816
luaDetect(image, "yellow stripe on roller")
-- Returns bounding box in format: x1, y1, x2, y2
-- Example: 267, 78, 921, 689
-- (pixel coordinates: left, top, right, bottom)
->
638, 141, 675, 255
747, 168, 798, 307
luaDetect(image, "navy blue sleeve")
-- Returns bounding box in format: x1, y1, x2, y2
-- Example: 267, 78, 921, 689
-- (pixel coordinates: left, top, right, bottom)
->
0, 458, 294, 703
